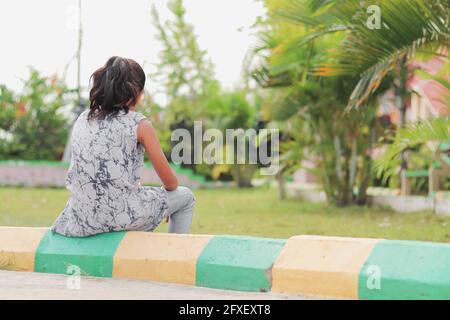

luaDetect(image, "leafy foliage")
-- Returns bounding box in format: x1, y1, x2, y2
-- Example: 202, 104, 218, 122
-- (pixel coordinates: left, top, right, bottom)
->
151, 0, 261, 186
151, 0, 219, 124
273, 0, 450, 108
253, 0, 389, 205
0, 70, 70, 160
374, 117, 450, 181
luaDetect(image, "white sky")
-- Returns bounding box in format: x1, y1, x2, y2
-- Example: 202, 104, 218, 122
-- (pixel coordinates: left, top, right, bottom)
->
0, 0, 266, 103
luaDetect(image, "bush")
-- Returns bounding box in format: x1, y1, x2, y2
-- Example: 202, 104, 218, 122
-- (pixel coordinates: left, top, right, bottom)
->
0, 70, 71, 160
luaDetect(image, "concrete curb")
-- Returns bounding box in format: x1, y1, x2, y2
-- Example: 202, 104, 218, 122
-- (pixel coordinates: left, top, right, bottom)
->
272, 235, 381, 299
286, 183, 450, 214
114, 232, 212, 285
196, 236, 286, 292
1, 227, 449, 299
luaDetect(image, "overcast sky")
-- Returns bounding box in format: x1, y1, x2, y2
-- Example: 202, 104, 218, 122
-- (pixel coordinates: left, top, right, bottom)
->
0, 0, 266, 102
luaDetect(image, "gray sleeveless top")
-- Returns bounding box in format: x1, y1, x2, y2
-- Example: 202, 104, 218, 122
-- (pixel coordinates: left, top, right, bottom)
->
52, 109, 168, 237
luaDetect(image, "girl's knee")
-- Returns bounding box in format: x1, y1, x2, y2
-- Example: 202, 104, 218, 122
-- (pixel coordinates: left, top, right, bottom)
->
180, 186, 195, 205
171, 186, 195, 206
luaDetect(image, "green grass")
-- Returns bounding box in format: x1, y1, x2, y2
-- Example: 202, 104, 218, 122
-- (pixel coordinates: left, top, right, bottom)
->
1, 187, 449, 242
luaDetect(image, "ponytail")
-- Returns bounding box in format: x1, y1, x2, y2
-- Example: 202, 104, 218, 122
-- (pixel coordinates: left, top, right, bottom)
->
88, 56, 146, 120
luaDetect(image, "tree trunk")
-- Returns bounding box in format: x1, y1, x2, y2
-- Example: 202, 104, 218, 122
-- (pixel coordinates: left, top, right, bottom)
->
277, 171, 286, 200
357, 115, 376, 205
398, 56, 409, 182
235, 164, 253, 188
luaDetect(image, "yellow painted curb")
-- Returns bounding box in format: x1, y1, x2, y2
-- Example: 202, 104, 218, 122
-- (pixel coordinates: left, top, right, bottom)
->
272, 235, 382, 299
0, 227, 48, 272
113, 232, 212, 285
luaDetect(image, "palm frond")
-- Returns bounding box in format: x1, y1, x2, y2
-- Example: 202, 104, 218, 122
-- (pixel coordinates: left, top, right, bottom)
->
271, 0, 450, 108
374, 116, 450, 178
324, 0, 450, 107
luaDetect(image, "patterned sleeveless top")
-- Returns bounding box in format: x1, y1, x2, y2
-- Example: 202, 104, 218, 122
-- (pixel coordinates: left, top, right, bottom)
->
52, 109, 168, 237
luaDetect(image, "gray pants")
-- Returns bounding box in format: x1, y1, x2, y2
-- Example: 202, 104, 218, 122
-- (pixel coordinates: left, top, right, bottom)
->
164, 186, 195, 234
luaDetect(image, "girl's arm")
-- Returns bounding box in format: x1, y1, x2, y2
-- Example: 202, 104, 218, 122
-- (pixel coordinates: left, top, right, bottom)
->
137, 119, 178, 191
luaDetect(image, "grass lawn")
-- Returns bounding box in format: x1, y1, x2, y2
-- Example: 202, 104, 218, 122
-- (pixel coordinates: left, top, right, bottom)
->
1, 187, 449, 242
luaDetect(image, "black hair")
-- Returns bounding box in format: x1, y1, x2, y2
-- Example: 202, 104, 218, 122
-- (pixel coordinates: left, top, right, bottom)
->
88, 56, 146, 120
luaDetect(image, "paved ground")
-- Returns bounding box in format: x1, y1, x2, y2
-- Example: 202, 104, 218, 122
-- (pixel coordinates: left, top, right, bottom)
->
0, 271, 312, 300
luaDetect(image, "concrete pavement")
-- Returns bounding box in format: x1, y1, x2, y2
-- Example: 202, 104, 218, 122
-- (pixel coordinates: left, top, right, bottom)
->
0, 270, 312, 300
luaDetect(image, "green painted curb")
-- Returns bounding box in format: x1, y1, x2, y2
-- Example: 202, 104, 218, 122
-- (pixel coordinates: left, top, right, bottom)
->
358, 240, 450, 300
34, 230, 126, 277
195, 235, 286, 292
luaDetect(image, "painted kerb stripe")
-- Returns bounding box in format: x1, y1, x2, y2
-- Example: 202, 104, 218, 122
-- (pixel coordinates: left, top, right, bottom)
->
272, 235, 381, 299
113, 232, 212, 285
34, 230, 126, 277
359, 240, 450, 300
196, 235, 286, 292
0, 227, 48, 272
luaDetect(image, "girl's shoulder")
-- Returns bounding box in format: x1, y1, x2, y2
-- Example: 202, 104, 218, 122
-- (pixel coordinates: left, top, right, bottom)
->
126, 110, 148, 124
74, 109, 90, 124
75, 108, 93, 119
76, 109, 148, 125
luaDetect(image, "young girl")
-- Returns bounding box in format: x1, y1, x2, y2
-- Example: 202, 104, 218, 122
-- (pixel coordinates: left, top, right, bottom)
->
52, 56, 195, 237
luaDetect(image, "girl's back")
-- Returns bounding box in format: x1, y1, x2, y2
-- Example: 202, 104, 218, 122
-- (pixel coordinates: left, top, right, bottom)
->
53, 109, 168, 237
67, 109, 145, 196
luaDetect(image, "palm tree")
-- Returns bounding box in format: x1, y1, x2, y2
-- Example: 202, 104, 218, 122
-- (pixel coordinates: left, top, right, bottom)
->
271, 0, 449, 182
253, 0, 396, 205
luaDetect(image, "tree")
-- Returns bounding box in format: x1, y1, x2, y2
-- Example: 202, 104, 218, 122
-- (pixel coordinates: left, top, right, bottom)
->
253, 0, 390, 205
276, 0, 449, 182
203, 90, 259, 187
151, 0, 219, 124
0, 70, 71, 160
151, 0, 219, 172
151, 0, 263, 188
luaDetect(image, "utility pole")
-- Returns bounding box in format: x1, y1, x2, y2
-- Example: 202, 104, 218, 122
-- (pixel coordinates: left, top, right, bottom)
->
63, 0, 83, 163
76, 0, 83, 106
